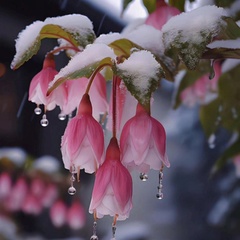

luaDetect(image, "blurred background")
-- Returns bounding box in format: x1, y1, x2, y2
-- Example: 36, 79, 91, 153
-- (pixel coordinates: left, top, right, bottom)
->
0, 0, 240, 239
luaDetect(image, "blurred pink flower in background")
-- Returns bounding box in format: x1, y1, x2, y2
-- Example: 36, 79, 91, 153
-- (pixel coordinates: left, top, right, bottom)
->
0, 173, 12, 200
22, 194, 42, 215
145, 1, 180, 30
50, 200, 67, 228
67, 200, 86, 230
5, 177, 28, 211
180, 62, 221, 107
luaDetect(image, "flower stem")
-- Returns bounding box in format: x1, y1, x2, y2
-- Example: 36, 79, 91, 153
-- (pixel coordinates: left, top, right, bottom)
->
112, 76, 117, 138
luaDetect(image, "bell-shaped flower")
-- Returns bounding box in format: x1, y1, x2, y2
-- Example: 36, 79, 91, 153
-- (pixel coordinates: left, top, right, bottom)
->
41, 184, 58, 207
29, 54, 66, 111
89, 137, 133, 221
50, 200, 67, 228
61, 93, 105, 174
5, 177, 28, 211
120, 103, 169, 173
180, 62, 221, 107
145, 1, 180, 30
0, 172, 11, 200
60, 73, 108, 121
22, 194, 42, 215
67, 200, 86, 230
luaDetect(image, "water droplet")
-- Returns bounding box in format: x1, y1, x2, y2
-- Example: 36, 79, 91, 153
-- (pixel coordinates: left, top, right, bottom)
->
208, 134, 216, 149
139, 173, 148, 181
70, 175, 76, 182
58, 112, 66, 120
40, 114, 49, 127
209, 59, 215, 80
156, 192, 164, 199
90, 235, 98, 240
34, 107, 42, 115
68, 186, 76, 195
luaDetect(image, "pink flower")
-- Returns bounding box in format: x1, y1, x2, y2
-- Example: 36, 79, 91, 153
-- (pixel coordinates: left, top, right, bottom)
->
120, 103, 169, 173
61, 93, 105, 174
89, 137, 133, 221
107, 77, 137, 134
41, 184, 58, 207
60, 73, 108, 120
29, 54, 66, 111
50, 200, 67, 228
22, 194, 42, 215
180, 62, 221, 106
145, 2, 180, 30
0, 172, 11, 200
5, 177, 28, 211
67, 200, 86, 230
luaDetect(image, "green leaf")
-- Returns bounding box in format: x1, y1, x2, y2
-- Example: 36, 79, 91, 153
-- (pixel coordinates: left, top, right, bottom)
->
202, 47, 240, 60
142, 0, 157, 14
199, 98, 221, 138
108, 38, 142, 58
121, 0, 134, 16
169, 0, 185, 12
211, 137, 240, 175
40, 24, 80, 46
47, 57, 113, 95
219, 17, 240, 40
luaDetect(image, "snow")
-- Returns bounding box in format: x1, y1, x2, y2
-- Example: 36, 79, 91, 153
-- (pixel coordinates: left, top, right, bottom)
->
162, 5, 227, 49
95, 32, 122, 45
207, 39, 240, 49
51, 43, 116, 84
45, 14, 93, 34
0, 147, 26, 166
117, 50, 161, 97
222, 59, 240, 73
33, 155, 60, 173
11, 21, 44, 69
124, 25, 164, 56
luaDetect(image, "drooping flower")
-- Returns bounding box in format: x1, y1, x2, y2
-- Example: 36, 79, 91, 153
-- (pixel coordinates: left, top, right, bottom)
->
180, 62, 221, 107
21, 194, 42, 215
145, 1, 180, 30
60, 73, 108, 121
50, 200, 67, 228
0, 172, 11, 200
28, 54, 66, 111
61, 93, 105, 174
67, 200, 86, 230
120, 103, 169, 173
89, 137, 133, 221
5, 177, 28, 211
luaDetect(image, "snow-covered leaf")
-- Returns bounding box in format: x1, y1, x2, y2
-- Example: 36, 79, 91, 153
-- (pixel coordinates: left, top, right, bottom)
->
162, 5, 228, 70
48, 57, 113, 95
121, 0, 134, 16
109, 38, 142, 58
11, 14, 95, 70
115, 50, 163, 108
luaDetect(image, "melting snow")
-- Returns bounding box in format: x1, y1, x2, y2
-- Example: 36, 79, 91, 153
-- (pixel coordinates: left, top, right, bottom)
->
118, 50, 160, 95
51, 43, 116, 84
162, 5, 227, 49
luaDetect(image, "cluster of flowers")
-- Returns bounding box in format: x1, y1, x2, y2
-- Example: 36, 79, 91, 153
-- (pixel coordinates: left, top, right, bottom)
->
0, 170, 85, 230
